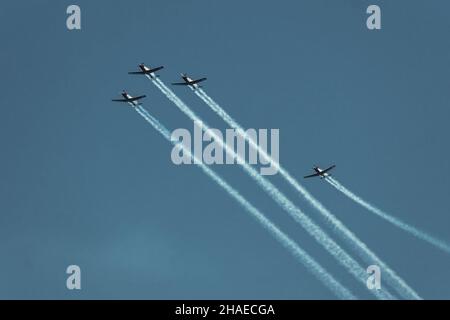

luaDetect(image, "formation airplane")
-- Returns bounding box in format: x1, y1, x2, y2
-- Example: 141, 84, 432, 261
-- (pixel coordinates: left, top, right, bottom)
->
304, 165, 336, 179
128, 63, 164, 78
111, 90, 146, 107
172, 73, 207, 89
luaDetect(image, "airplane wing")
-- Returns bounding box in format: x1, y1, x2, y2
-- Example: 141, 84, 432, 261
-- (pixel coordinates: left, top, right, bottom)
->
304, 172, 321, 179
191, 77, 207, 84
128, 66, 164, 75
150, 66, 164, 73
128, 95, 146, 102
171, 82, 189, 85
321, 165, 336, 174
111, 99, 129, 102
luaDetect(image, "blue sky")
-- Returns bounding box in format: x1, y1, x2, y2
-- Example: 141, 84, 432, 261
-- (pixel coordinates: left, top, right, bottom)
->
0, 0, 449, 299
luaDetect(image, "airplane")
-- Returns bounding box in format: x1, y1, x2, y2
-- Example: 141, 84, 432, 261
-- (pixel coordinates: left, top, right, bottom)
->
172, 73, 207, 89
128, 63, 164, 78
303, 165, 336, 179
111, 90, 146, 107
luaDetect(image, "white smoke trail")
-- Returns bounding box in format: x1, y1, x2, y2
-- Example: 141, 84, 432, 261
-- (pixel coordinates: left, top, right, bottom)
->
327, 177, 450, 255
134, 105, 356, 300
193, 88, 420, 300
144, 79, 395, 300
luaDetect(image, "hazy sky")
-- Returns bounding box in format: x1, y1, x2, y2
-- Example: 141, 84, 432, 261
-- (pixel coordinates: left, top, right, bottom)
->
0, 0, 449, 299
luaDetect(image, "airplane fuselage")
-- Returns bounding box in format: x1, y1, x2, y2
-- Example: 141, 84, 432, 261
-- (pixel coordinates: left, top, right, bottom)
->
140, 64, 155, 78
183, 76, 198, 87
304, 164, 335, 179
314, 167, 329, 177
140, 64, 150, 72
112, 90, 146, 107
122, 92, 139, 106
172, 74, 206, 88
